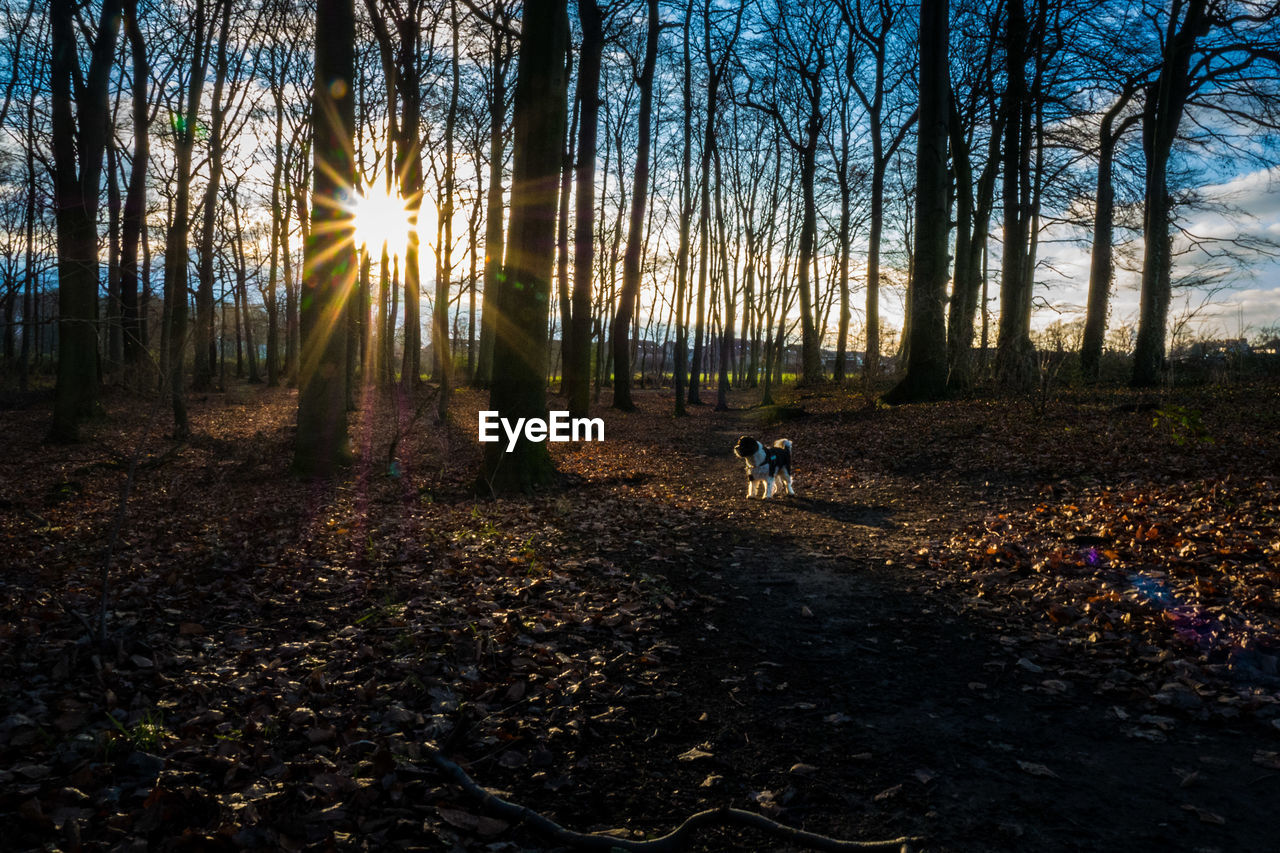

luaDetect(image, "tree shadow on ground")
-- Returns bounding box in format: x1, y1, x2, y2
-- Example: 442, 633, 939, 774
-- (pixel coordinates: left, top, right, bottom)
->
785, 495, 895, 528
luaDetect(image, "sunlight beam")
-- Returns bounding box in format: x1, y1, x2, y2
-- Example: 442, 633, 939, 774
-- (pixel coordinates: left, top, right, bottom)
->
353, 185, 413, 259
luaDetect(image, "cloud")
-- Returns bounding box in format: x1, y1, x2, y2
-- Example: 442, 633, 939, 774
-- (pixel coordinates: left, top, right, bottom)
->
1199, 166, 1280, 226
1030, 165, 1280, 336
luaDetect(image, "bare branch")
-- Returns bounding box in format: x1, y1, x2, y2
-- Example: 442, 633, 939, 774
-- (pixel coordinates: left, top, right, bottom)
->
425, 744, 922, 853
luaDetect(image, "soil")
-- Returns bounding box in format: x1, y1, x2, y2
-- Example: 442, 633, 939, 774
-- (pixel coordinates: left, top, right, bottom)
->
2, 381, 1278, 852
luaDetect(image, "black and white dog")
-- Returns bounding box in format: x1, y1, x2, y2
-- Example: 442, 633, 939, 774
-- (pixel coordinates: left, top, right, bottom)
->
733, 436, 795, 499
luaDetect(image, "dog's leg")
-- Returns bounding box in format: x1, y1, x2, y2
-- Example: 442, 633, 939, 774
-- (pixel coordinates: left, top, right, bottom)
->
783, 470, 795, 496
746, 476, 754, 499
764, 478, 774, 499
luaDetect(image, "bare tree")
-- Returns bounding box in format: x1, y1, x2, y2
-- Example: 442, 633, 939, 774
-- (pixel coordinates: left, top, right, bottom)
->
1080, 82, 1142, 381
48, 0, 122, 441
837, 0, 916, 385
479, 0, 569, 492
748, 0, 830, 386
612, 0, 661, 411
1131, 0, 1280, 386
945, 0, 1004, 392
294, 0, 357, 474
473, 0, 514, 388
564, 0, 606, 417
364, 0, 430, 386
883, 0, 949, 403
118, 0, 149, 375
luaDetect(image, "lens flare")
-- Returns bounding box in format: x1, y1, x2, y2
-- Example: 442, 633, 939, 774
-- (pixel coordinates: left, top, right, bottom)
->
352, 186, 412, 258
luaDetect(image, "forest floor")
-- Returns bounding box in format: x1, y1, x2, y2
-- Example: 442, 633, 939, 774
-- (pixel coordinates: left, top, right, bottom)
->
2, 377, 1279, 852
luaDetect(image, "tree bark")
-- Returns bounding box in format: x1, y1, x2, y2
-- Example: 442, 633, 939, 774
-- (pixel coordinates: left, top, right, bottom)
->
474, 4, 511, 388
794, 62, 825, 386
164, 0, 214, 438
566, 0, 602, 417
294, 0, 356, 475
49, 0, 122, 441
479, 0, 569, 493
672, 0, 694, 417
883, 0, 949, 404
18, 95, 36, 390
193, 0, 233, 391
945, 88, 1001, 394
1081, 99, 1139, 382
994, 0, 1036, 392
231, 194, 260, 383
612, 0, 659, 411
434, 0, 461, 419
120, 0, 148, 373
106, 135, 123, 371
363, 0, 426, 386
1131, 0, 1206, 388
266, 60, 286, 388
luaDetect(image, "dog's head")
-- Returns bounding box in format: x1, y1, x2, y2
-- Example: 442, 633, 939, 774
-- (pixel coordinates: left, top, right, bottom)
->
734, 436, 762, 461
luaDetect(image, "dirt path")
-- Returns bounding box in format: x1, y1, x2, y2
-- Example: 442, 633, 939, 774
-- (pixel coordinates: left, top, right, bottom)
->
562, 400, 1278, 852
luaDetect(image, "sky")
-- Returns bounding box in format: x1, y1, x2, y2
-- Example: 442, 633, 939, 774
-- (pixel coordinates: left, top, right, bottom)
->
1035, 164, 1280, 344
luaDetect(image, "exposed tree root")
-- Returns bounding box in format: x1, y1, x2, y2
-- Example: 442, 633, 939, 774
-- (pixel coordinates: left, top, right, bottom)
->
426, 745, 922, 852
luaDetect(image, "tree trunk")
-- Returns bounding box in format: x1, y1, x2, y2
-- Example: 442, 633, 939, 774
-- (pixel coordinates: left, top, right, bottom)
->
1131, 0, 1206, 388
163, 0, 212, 438
947, 88, 1001, 393
832, 97, 851, 383
555, 82, 576, 393
1081, 103, 1138, 382
106, 136, 123, 371
673, 0, 694, 417
467, 191, 480, 381
883, 0, 949, 404
284, 188, 299, 383
475, 6, 511, 388
611, 0, 659, 412
795, 69, 824, 386
232, 199, 261, 383
120, 0, 148, 373
294, 0, 355, 475
479, 0, 569, 493
946, 100, 975, 391
434, 0, 460, 419
18, 95, 36, 390
563, 0, 600, 417
49, 0, 122, 441
384, 1, 425, 387
266, 50, 286, 387
713, 131, 734, 410
994, 0, 1036, 392
193, 0, 233, 391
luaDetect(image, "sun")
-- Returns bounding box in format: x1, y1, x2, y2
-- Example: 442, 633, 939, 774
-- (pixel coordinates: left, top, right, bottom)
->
352, 185, 413, 258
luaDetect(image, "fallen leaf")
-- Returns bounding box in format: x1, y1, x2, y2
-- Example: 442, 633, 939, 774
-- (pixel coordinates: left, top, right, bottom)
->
1016, 760, 1058, 779
1252, 750, 1280, 771
1181, 804, 1226, 825
677, 746, 713, 761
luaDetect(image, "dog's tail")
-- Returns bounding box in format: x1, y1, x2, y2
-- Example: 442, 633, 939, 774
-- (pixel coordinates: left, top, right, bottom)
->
774, 438, 792, 451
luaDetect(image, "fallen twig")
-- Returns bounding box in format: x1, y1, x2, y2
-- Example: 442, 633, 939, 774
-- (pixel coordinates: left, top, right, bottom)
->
425, 744, 921, 852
